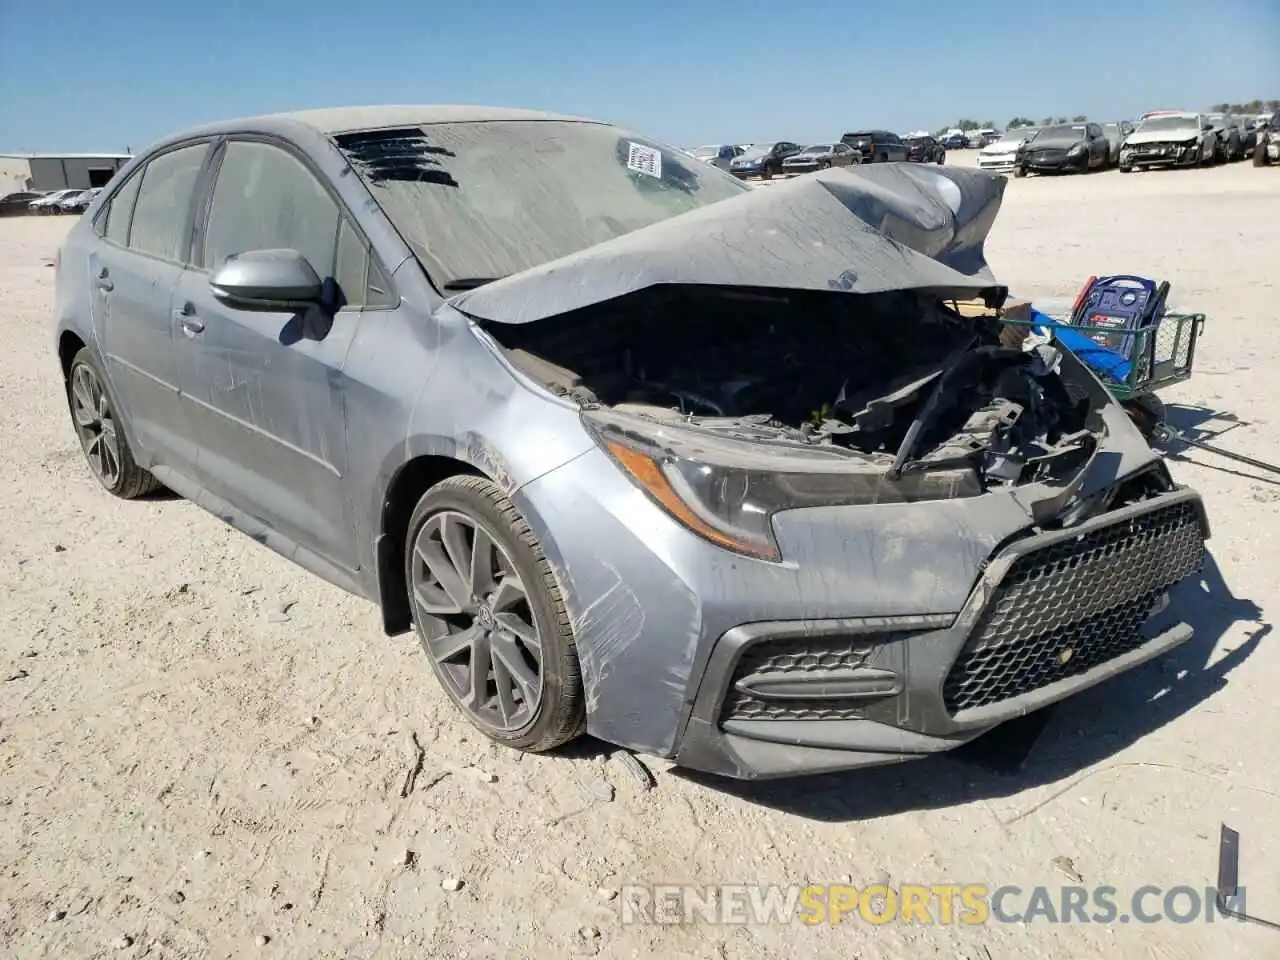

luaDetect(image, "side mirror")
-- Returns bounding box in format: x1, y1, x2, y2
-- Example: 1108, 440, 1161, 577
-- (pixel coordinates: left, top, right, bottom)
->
209, 249, 323, 310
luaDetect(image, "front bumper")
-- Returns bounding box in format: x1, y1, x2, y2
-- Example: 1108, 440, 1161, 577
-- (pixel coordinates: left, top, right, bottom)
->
1123, 143, 1201, 168
1019, 152, 1089, 173
676, 487, 1208, 779
977, 153, 1017, 171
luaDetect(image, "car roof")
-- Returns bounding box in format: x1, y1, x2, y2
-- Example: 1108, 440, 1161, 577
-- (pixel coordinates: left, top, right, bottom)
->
145, 104, 603, 151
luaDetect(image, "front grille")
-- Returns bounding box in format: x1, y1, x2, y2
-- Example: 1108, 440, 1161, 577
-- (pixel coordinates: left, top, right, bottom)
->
942, 500, 1205, 713
721, 633, 903, 722
1031, 149, 1066, 163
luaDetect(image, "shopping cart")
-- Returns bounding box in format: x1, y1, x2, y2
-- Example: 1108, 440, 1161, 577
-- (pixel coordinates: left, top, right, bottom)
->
999, 274, 1280, 475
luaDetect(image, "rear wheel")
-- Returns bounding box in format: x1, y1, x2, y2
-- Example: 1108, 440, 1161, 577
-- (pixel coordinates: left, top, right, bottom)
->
406, 476, 585, 753
66, 348, 160, 499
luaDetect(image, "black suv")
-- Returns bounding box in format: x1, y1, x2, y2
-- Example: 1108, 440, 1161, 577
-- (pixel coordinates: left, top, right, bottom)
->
840, 130, 909, 163
904, 135, 946, 164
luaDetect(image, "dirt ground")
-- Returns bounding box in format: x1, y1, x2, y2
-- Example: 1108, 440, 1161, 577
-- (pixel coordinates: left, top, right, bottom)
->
2, 158, 1278, 960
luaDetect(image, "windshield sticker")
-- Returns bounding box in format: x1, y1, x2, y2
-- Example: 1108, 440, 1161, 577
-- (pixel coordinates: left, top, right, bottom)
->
626, 142, 663, 179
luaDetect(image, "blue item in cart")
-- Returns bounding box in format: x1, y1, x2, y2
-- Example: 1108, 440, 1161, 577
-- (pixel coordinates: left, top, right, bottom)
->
1031, 308, 1134, 382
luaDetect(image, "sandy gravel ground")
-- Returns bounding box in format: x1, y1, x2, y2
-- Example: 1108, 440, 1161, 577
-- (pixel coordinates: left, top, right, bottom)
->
2, 159, 1278, 960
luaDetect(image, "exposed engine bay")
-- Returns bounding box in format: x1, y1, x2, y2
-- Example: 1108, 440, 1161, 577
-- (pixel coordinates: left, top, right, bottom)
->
483, 285, 1101, 490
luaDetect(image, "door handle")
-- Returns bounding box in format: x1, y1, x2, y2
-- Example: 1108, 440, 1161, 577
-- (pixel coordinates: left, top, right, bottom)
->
95, 268, 113, 292
174, 305, 205, 336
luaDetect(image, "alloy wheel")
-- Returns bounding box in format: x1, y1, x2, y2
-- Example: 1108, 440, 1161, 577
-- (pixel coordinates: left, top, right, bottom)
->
69, 363, 121, 488
410, 510, 543, 731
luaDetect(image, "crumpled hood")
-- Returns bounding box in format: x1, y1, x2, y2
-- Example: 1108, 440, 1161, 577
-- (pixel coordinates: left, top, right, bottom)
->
447, 164, 1007, 325
1126, 126, 1199, 145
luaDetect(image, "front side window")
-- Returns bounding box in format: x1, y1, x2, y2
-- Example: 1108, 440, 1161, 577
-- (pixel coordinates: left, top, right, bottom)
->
333, 120, 749, 288
128, 143, 208, 262
203, 141, 339, 276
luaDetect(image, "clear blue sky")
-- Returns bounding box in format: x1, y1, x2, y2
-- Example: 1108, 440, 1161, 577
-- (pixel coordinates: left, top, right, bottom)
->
1, 0, 1275, 153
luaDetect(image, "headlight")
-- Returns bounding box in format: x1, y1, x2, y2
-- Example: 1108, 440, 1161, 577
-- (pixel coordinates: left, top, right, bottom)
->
1068, 143, 1085, 156
585, 413, 978, 562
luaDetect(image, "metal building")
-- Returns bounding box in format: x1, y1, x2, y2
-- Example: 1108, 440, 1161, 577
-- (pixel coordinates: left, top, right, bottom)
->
0, 153, 132, 195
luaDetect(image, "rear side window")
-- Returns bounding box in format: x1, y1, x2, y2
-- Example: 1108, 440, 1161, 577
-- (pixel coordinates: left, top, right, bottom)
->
129, 144, 208, 262
103, 168, 143, 245
203, 141, 339, 277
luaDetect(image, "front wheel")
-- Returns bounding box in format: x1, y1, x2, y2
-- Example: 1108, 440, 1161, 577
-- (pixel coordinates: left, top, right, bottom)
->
1119, 163, 1133, 173
406, 476, 586, 753
1013, 165, 1027, 178
66, 348, 160, 499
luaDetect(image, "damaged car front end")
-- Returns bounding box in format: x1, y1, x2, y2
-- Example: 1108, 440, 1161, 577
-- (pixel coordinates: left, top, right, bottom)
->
444, 165, 1210, 779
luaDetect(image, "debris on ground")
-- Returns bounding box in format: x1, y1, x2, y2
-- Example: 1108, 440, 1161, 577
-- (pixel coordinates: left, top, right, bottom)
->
611, 750, 655, 791
265, 598, 295, 623
1052, 855, 1085, 883
579, 777, 615, 803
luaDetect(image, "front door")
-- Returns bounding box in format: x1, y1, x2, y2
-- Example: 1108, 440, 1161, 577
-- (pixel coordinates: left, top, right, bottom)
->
89, 142, 209, 476
173, 138, 364, 572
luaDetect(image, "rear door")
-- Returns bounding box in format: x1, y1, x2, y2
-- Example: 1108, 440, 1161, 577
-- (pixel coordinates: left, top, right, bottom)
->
88, 142, 210, 475
172, 137, 386, 571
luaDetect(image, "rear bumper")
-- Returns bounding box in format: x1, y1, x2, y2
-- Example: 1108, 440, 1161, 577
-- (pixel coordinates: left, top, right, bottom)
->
674, 488, 1209, 779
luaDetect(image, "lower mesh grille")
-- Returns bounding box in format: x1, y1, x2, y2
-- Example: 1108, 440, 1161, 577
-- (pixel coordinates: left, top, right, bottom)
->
721, 633, 903, 722
943, 499, 1205, 713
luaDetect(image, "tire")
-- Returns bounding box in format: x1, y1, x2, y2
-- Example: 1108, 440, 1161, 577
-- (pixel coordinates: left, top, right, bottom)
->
1255, 139, 1269, 166
1119, 164, 1133, 173
937, 152, 945, 165
66, 348, 160, 499
1013, 165, 1027, 178
1123, 395, 1167, 445
405, 475, 585, 753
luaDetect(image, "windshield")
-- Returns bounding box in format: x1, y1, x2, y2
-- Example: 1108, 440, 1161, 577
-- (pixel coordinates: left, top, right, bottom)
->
741, 144, 775, 158
801, 144, 832, 153
1139, 116, 1198, 132
336, 120, 750, 287
1034, 125, 1087, 140
691, 146, 719, 158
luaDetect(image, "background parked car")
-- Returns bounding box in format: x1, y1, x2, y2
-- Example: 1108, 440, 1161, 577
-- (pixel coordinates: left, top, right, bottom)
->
966, 128, 1000, 148
1255, 115, 1279, 166
60, 188, 102, 214
1015, 122, 1110, 176
728, 141, 802, 178
0, 191, 44, 217
977, 128, 1038, 173
780, 142, 860, 173
29, 189, 81, 214
1120, 112, 1218, 171
903, 135, 945, 163
840, 130, 908, 163
689, 144, 743, 171
941, 132, 968, 150
1205, 114, 1244, 162
1099, 120, 1135, 166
